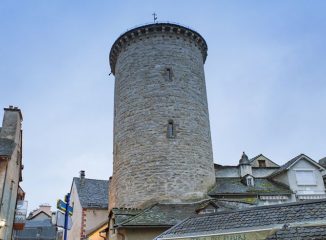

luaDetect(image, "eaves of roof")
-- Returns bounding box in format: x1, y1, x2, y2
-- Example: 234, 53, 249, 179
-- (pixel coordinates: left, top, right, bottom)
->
268, 154, 325, 179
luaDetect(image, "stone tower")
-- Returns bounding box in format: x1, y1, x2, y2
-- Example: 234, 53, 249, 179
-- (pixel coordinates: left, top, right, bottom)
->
109, 23, 215, 209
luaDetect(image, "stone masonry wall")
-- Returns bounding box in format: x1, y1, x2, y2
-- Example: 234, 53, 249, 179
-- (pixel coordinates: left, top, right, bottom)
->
109, 24, 216, 209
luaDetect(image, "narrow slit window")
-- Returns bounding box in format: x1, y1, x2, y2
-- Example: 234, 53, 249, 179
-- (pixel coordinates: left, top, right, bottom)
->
167, 120, 175, 138
166, 68, 172, 81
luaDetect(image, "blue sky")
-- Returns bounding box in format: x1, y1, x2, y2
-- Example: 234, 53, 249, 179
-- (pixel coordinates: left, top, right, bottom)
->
1, 1, 325, 212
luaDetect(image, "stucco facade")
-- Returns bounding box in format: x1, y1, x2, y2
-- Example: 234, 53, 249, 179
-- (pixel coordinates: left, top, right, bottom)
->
85, 209, 108, 233
67, 182, 83, 240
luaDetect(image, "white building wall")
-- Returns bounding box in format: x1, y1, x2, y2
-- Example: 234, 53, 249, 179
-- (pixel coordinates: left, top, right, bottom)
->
287, 159, 325, 196
215, 167, 239, 177
85, 209, 107, 232
67, 181, 83, 240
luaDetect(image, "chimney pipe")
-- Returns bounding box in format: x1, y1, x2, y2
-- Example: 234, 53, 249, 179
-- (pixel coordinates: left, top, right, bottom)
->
80, 170, 85, 180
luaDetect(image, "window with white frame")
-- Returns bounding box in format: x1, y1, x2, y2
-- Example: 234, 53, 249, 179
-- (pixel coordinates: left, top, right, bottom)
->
295, 170, 317, 186
199, 208, 217, 214
246, 176, 254, 186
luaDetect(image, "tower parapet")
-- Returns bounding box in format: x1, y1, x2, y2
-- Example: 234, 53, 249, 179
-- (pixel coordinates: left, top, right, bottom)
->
109, 23, 208, 75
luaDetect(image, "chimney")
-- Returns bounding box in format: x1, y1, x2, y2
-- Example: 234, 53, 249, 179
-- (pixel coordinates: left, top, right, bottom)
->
80, 170, 85, 184
80, 170, 85, 179
1, 106, 23, 142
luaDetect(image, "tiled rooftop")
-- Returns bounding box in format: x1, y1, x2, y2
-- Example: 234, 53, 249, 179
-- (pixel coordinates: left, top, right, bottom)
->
157, 199, 326, 239
266, 225, 326, 240
209, 178, 292, 196
116, 199, 253, 228
74, 177, 109, 209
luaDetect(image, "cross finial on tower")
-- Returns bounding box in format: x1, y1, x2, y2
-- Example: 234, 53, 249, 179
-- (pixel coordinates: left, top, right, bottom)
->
152, 12, 158, 23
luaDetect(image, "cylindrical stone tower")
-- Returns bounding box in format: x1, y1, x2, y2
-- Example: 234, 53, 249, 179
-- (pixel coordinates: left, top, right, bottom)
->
109, 23, 215, 209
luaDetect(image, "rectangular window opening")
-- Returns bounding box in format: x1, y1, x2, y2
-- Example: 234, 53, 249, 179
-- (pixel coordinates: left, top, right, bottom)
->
258, 160, 266, 167
295, 170, 316, 186
166, 68, 172, 81
167, 120, 175, 138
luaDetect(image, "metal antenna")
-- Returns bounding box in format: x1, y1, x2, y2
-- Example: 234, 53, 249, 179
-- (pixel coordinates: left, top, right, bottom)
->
152, 12, 158, 23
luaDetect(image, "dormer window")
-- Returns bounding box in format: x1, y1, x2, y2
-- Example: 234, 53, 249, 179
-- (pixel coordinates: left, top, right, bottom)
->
246, 176, 254, 186
258, 160, 266, 167
198, 208, 217, 214
196, 202, 218, 214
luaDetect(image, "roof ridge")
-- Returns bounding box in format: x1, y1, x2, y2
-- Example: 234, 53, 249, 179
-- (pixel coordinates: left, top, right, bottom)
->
268, 153, 324, 178
190, 198, 326, 219
249, 153, 264, 162
249, 154, 280, 166
75, 177, 109, 182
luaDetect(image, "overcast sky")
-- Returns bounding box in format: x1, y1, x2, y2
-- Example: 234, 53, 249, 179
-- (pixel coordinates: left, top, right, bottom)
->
1, 1, 325, 212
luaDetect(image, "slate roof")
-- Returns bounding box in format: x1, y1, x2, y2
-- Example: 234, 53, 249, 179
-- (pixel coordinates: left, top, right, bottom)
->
156, 199, 326, 239
74, 177, 109, 209
266, 225, 326, 240
15, 219, 57, 240
112, 208, 143, 225
268, 154, 325, 178
24, 219, 53, 227
0, 138, 16, 156
27, 210, 51, 220
209, 178, 292, 196
115, 199, 253, 228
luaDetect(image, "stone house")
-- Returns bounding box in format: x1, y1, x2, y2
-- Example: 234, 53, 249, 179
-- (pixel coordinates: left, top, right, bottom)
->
67, 171, 109, 240
0, 106, 24, 239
